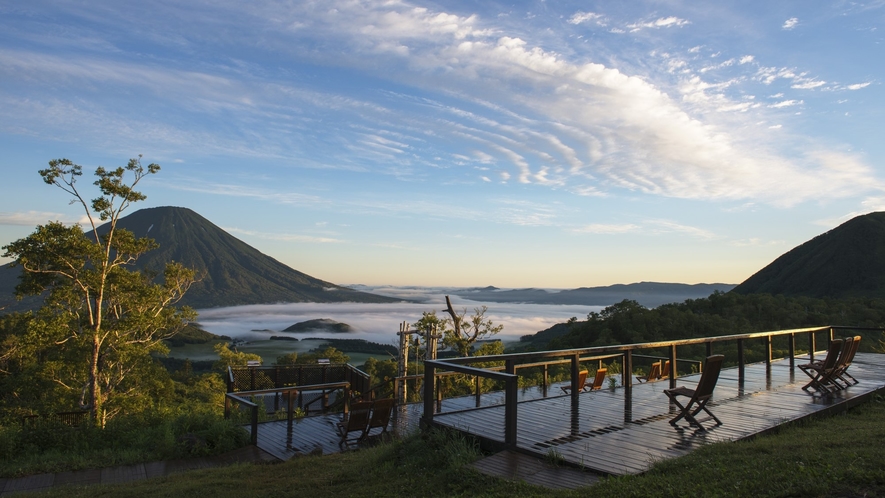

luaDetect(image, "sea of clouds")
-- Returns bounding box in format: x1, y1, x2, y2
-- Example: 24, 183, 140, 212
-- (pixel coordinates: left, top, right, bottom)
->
195, 286, 602, 347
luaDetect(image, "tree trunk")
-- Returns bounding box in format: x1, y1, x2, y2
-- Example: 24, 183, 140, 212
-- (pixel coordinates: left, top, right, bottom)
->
90, 335, 103, 428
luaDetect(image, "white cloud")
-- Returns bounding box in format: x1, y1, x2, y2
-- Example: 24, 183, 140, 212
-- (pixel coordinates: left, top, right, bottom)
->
627, 16, 690, 32
649, 220, 718, 239
568, 12, 603, 25
573, 223, 640, 234
0, 211, 87, 227
769, 99, 803, 108
224, 227, 344, 244
791, 79, 826, 90
739, 55, 754, 64
782, 17, 799, 30
1, 0, 879, 211
846, 82, 872, 90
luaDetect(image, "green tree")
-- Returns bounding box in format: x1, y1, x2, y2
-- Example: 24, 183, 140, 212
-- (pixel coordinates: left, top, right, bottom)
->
1, 157, 197, 427
442, 296, 503, 356
296, 346, 350, 364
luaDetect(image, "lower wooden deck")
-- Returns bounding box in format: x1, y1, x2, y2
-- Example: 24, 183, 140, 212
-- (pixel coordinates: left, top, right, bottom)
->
432, 352, 885, 476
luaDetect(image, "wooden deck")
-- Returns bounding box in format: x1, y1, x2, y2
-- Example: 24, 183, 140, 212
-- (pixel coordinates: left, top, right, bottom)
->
247, 353, 885, 477
433, 352, 885, 476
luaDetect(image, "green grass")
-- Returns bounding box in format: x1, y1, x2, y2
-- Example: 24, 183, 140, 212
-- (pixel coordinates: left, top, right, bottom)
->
32, 396, 885, 498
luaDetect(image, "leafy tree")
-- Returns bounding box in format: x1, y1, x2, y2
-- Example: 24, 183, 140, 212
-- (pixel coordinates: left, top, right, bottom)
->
1, 157, 197, 427
296, 346, 350, 365
213, 343, 262, 370
442, 296, 503, 356
275, 351, 299, 365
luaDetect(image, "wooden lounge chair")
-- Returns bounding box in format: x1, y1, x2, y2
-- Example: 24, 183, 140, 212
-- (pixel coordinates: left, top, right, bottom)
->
661, 360, 671, 379
561, 370, 588, 394
664, 355, 724, 431
636, 362, 662, 383
337, 400, 373, 449
799, 339, 844, 394
365, 398, 396, 439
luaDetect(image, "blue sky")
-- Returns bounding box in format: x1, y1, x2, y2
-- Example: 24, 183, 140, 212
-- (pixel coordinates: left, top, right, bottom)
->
1, 1, 883, 288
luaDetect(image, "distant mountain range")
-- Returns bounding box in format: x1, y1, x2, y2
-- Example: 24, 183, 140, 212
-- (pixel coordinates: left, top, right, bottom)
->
7, 207, 884, 314
732, 211, 885, 299
0, 206, 401, 311
446, 282, 735, 308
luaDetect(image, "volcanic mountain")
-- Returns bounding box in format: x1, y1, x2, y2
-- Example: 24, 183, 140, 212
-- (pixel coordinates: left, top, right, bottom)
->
732, 211, 885, 299
0, 206, 400, 310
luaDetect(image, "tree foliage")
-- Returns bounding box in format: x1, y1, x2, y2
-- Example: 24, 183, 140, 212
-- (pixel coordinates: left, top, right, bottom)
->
1, 157, 197, 426
442, 296, 503, 356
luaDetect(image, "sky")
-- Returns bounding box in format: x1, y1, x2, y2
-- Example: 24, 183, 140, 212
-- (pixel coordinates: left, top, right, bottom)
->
1, 1, 883, 289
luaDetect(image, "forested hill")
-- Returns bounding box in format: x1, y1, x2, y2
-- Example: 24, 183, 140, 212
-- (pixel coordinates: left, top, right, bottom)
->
518, 293, 885, 352
732, 211, 885, 299
0, 206, 401, 310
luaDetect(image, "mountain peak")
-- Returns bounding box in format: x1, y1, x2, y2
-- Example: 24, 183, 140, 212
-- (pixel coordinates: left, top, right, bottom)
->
1, 206, 400, 310
732, 211, 885, 299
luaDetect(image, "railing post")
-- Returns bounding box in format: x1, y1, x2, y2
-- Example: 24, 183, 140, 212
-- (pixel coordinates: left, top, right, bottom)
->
287, 389, 296, 431
250, 405, 258, 446
423, 361, 435, 424
623, 350, 632, 392
504, 374, 517, 448
570, 354, 580, 402
788, 333, 795, 368
224, 395, 230, 419
765, 336, 772, 368
668, 345, 677, 389
706, 341, 713, 358
436, 377, 442, 412
808, 331, 816, 362
475, 375, 481, 408
737, 339, 745, 383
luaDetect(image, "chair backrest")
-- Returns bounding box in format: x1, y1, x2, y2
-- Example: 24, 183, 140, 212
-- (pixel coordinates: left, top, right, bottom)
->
661, 360, 671, 379
344, 401, 373, 431
846, 336, 861, 364
647, 362, 662, 381
694, 355, 725, 399
590, 368, 607, 390
835, 337, 854, 369
821, 339, 844, 370
576, 370, 589, 387
367, 398, 396, 430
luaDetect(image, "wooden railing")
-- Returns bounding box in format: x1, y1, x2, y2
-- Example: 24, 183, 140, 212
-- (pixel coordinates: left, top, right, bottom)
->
224, 381, 351, 444
422, 325, 883, 448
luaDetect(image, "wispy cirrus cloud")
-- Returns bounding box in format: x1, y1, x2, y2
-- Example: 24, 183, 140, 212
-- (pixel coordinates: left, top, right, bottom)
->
0, 211, 88, 227
0, 0, 880, 212
625, 16, 690, 32
782, 17, 799, 30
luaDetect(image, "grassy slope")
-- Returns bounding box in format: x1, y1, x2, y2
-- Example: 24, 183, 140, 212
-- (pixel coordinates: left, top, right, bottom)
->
39, 396, 885, 498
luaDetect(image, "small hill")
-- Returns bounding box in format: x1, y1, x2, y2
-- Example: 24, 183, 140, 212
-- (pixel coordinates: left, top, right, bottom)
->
732, 211, 885, 299
0, 206, 401, 310
283, 319, 353, 333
